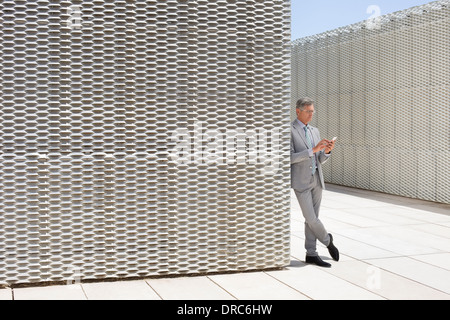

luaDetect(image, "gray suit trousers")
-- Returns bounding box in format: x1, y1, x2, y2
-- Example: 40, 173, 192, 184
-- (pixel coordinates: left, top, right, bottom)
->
294, 171, 331, 257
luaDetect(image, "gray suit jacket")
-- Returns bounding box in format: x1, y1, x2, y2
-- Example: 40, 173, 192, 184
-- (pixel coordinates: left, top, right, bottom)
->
291, 120, 330, 191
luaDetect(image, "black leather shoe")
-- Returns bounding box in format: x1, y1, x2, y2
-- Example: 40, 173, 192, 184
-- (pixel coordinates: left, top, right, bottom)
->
327, 233, 339, 261
305, 255, 331, 268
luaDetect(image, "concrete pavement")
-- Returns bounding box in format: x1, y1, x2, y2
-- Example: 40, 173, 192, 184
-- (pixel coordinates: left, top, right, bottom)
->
1, 184, 449, 300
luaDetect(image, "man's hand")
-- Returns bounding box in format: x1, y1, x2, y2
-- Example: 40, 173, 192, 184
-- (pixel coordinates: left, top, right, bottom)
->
325, 139, 335, 154
312, 139, 330, 153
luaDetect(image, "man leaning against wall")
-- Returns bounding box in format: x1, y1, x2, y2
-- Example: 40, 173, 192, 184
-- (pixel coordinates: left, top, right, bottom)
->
291, 97, 339, 268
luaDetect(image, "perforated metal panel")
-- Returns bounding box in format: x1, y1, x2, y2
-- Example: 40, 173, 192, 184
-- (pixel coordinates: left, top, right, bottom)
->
291, 0, 450, 204
0, 0, 291, 286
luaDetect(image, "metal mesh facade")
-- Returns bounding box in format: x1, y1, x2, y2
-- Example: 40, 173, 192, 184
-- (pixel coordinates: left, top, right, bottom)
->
0, 0, 291, 286
291, 0, 450, 204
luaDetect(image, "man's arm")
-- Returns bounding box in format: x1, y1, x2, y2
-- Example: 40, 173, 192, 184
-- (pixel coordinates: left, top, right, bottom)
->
291, 132, 310, 164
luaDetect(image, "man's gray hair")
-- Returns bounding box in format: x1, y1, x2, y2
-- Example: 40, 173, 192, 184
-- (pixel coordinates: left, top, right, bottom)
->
296, 97, 314, 110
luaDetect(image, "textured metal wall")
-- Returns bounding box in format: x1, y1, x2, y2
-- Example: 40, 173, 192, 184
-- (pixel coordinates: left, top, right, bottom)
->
0, 0, 291, 286
291, 0, 450, 204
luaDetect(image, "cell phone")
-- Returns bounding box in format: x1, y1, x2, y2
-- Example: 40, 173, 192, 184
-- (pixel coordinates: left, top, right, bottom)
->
332, 137, 337, 141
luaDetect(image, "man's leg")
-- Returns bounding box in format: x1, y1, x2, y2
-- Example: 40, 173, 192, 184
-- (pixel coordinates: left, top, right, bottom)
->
310, 171, 329, 244
294, 175, 330, 256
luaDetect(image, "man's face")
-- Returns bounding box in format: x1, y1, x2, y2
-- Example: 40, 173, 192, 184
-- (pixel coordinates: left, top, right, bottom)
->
296, 104, 315, 125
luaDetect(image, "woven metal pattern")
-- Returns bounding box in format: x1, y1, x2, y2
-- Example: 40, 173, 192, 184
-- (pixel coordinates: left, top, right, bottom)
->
0, 0, 291, 286
291, 0, 450, 204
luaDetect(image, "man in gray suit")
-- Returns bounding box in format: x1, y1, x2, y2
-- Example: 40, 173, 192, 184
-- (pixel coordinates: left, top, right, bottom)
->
291, 97, 339, 267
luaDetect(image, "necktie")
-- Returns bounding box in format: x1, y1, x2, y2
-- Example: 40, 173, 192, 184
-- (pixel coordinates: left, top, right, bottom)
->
304, 126, 316, 175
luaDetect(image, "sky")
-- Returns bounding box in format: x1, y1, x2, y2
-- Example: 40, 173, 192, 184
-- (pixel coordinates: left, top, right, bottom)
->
291, 0, 435, 40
